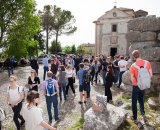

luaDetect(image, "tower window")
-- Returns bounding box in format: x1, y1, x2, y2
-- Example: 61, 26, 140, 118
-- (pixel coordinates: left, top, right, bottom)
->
112, 24, 117, 32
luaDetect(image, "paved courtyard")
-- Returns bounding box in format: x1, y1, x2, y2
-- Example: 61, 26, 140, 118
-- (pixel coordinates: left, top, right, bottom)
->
0, 65, 123, 130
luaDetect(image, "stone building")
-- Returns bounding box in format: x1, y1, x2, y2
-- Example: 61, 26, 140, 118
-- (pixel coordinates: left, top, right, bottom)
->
81, 43, 95, 54
94, 6, 148, 57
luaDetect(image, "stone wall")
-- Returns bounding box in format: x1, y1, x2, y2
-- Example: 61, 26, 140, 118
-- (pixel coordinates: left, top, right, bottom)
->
126, 16, 160, 91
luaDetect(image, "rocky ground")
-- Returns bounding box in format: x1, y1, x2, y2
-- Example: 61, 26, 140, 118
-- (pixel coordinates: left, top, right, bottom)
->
0, 65, 160, 130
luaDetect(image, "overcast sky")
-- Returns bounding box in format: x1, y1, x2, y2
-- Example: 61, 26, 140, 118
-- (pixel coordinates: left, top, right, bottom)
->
35, 0, 160, 47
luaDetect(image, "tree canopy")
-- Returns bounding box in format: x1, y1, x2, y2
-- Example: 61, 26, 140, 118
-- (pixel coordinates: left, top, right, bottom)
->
49, 40, 62, 54
71, 44, 76, 54
62, 45, 72, 54
3, 0, 40, 59
40, 5, 77, 54
77, 45, 85, 54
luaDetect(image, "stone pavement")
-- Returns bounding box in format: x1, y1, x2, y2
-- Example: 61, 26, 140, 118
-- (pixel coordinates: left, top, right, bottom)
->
0, 65, 123, 130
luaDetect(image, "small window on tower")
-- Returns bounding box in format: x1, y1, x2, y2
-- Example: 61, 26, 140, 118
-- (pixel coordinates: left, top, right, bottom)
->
112, 24, 117, 32
113, 12, 117, 17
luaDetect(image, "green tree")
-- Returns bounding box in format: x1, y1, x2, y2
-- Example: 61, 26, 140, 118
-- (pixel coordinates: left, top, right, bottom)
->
40, 5, 55, 54
40, 5, 77, 54
77, 45, 85, 54
71, 44, 76, 54
6, 0, 40, 60
63, 45, 72, 54
0, 0, 27, 47
34, 32, 45, 57
49, 40, 62, 54
50, 5, 77, 53
85, 49, 93, 54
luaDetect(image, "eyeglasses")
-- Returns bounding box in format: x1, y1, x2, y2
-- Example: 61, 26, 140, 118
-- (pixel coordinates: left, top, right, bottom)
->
31, 72, 34, 73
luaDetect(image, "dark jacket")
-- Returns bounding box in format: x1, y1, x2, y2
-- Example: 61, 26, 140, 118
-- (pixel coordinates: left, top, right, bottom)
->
105, 72, 114, 88
30, 59, 39, 70
4, 58, 13, 69
51, 63, 58, 75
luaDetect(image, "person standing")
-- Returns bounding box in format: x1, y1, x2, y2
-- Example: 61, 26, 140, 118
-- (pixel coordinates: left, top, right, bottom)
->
94, 60, 99, 85
56, 65, 67, 101
77, 63, 87, 104
22, 91, 56, 130
30, 57, 39, 75
90, 62, 95, 85
130, 50, 152, 122
117, 56, 128, 88
43, 55, 49, 80
70, 56, 75, 70
83, 62, 91, 98
40, 71, 60, 124
50, 59, 58, 79
101, 58, 108, 86
7, 76, 25, 130
105, 66, 114, 103
74, 55, 80, 75
10, 56, 16, 68
65, 64, 76, 96
4, 57, 14, 77
113, 55, 120, 84
28, 69, 40, 91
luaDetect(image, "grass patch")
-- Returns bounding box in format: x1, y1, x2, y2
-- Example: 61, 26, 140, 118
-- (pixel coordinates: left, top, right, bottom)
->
67, 118, 84, 130
68, 114, 81, 119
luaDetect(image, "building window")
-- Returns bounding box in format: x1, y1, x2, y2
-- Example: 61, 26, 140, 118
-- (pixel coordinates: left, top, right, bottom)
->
112, 24, 117, 32
113, 12, 117, 17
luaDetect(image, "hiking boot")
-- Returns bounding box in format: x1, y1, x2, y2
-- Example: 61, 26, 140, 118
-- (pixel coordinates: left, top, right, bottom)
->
55, 119, 61, 123
48, 121, 52, 125
142, 115, 148, 122
130, 116, 138, 124
20, 120, 25, 126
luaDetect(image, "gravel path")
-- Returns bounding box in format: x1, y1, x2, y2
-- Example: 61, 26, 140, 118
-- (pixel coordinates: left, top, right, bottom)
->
0, 65, 123, 130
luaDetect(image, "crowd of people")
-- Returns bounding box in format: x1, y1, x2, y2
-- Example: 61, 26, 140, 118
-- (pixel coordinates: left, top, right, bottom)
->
0, 50, 153, 130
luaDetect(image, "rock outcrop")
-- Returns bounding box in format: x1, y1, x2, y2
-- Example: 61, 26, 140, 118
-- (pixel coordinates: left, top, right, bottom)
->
83, 104, 127, 130
126, 16, 160, 91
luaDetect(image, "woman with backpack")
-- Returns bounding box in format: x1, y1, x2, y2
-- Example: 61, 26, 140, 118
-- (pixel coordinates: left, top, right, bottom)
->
56, 65, 67, 101
105, 66, 114, 103
28, 69, 40, 91
22, 91, 56, 130
7, 76, 25, 130
65, 64, 76, 96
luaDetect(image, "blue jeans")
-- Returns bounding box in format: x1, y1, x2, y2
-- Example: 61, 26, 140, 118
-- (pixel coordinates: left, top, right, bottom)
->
46, 95, 59, 122
102, 70, 107, 85
59, 82, 67, 101
8, 67, 14, 77
118, 71, 125, 87
132, 86, 145, 120
43, 66, 49, 80
114, 70, 119, 83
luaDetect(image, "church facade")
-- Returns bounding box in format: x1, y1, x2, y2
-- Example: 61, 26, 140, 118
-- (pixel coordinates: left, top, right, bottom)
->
94, 7, 148, 57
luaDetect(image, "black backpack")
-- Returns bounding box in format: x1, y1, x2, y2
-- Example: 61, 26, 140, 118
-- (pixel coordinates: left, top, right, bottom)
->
83, 70, 91, 84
